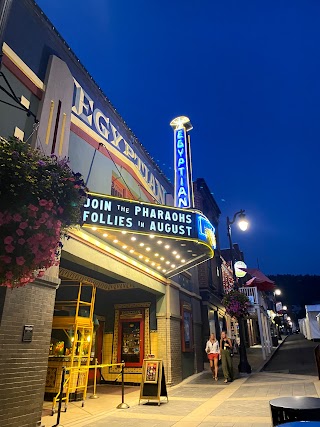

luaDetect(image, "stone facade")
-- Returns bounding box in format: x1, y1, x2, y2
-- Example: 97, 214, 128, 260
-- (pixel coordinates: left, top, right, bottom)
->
0, 280, 58, 427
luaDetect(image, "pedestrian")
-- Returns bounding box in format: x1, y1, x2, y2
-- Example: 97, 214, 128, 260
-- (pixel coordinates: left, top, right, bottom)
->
205, 333, 220, 381
220, 331, 234, 383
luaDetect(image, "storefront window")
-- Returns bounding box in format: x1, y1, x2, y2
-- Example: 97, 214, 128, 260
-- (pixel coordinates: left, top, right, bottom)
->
117, 309, 144, 367
121, 321, 141, 364
181, 302, 193, 352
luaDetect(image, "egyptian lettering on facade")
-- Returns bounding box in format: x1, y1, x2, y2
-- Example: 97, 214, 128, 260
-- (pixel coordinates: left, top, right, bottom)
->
72, 79, 166, 204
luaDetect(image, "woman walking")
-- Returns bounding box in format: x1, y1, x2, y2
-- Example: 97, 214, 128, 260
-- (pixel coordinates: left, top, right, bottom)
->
205, 333, 220, 381
220, 331, 234, 383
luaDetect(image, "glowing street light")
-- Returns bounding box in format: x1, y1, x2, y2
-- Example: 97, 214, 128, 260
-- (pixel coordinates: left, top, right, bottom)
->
283, 305, 288, 311
274, 289, 281, 296
226, 209, 251, 374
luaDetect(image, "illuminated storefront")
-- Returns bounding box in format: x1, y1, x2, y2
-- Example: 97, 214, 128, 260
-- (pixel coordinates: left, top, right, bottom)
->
0, 2, 217, 425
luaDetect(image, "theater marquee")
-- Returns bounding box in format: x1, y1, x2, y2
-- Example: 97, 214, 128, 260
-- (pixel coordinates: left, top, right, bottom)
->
82, 193, 215, 248
81, 193, 216, 277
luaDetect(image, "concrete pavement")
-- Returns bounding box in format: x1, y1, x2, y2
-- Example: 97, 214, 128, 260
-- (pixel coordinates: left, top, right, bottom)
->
263, 333, 319, 375
42, 339, 320, 427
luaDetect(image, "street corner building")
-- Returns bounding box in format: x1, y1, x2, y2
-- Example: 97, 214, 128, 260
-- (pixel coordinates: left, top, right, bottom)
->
0, 2, 225, 426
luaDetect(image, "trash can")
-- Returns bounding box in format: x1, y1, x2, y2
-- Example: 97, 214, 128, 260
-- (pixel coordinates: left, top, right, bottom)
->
272, 336, 279, 347
270, 397, 320, 426
281, 423, 320, 426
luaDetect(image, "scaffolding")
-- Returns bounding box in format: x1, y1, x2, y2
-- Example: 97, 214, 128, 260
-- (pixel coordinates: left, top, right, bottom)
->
50, 281, 96, 413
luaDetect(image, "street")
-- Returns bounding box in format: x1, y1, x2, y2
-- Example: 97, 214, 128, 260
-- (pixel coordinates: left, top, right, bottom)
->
43, 341, 320, 427
264, 334, 319, 376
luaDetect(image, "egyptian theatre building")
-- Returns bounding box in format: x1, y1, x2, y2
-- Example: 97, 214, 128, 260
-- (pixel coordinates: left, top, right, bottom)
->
0, 2, 217, 426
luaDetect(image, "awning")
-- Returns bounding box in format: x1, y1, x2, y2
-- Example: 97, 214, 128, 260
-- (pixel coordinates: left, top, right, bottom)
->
80, 192, 216, 278
241, 268, 276, 292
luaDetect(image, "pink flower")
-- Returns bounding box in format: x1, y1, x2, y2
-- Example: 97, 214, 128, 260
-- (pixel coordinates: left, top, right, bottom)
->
57, 207, 64, 214
37, 270, 45, 278
16, 256, 25, 266
18, 238, 26, 245
5, 271, 13, 280
39, 200, 48, 206
5, 245, 15, 253
0, 255, 11, 264
46, 220, 53, 229
19, 222, 28, 229
45, 200, 54, 211
13, 213, 22, 222
4, 236, 14, 245
28, 204, 38, 212
16, 229, 24, 236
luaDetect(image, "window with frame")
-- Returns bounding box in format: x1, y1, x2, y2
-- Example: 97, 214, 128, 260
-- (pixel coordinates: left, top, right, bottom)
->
111, 176, 127, 199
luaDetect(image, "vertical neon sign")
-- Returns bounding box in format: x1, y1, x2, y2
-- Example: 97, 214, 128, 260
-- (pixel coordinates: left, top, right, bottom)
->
171, 116, 193, 209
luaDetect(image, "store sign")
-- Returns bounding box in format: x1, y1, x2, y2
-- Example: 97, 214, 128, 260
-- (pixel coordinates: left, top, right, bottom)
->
82, 193, 216, 249
72, 79, 166, 204
234, 261, 247, 278
276, 302, 283, 312
174, 127, 192, 208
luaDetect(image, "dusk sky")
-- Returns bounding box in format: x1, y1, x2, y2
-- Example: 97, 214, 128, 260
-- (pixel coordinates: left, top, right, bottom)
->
36, 0, 320, 276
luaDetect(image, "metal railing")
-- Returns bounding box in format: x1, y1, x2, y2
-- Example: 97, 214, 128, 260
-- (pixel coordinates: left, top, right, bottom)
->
239, 286, 268, 311
52, 361, 129, 427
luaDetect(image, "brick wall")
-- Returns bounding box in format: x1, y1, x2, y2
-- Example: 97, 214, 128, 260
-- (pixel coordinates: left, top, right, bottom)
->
156, 314, 182, 386
0, 280, 57, 427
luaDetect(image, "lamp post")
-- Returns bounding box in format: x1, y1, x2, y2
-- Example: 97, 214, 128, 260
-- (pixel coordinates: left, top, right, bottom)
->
226, 209, 251, 374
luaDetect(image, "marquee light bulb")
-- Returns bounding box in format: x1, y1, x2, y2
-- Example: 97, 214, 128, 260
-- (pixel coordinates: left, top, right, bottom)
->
113, 239, 118, 243
129, 249, 134, 253
131, 237, 136, 241
165, 245, 170, 249
146, 247, 151, 251
92, 227, 97, 231
157, 240, 162, 244
103, 233, 108, 237
139, 243, 144, 247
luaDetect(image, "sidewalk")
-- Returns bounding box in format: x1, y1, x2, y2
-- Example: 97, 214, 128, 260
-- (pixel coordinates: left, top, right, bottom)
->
42, 342, 320, 427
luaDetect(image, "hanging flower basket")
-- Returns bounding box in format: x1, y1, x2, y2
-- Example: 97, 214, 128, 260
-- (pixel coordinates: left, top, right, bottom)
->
222, 290, 250, 318
0, 137, 88, 288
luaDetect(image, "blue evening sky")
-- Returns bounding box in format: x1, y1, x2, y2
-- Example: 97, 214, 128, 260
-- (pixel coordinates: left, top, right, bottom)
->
36, 0, 320, 275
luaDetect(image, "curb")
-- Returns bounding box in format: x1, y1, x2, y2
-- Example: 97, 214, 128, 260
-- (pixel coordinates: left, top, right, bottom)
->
257, 335, 290, 372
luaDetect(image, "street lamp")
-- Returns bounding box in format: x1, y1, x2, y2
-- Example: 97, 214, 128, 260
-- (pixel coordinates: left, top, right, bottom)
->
226, 209, 251, 374
274, 289, 281, 296
283, 305, 288, 311
227, 210, 249, 282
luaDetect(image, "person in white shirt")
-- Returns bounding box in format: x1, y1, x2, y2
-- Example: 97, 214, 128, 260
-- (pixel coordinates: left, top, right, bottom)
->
205, 333, 220, 380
